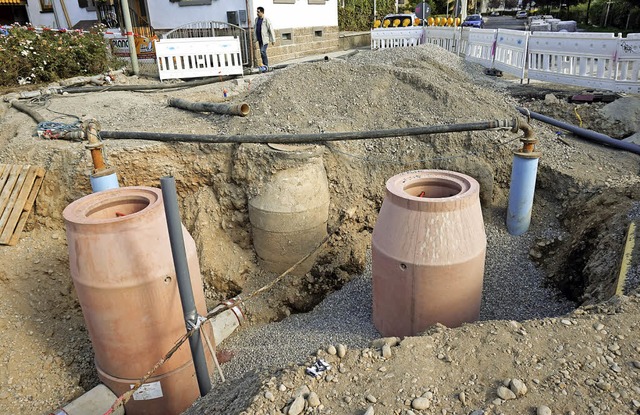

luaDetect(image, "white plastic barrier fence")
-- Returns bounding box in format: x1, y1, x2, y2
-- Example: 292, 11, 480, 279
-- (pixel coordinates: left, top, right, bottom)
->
615, 33, 640, 94
369, 26, 639, 93
466, 28, 497, 68
458, 28, 471, 57
493, 28, 529, 79
423, 26, 460, 54
155, 37, 243, 81
371, 27, 423, 49
527, 32, 620, 91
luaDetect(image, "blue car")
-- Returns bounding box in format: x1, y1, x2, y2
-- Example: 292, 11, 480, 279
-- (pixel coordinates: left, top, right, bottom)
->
462, 14, 484, 28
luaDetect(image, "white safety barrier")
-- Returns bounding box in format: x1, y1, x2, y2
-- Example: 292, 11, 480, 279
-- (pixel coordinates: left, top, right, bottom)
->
527, 32, 620, 91
615, 33, 640, 93
370, 25, 639, 93
466, 28, 497, 68
371, 27, 423, 49
493, 28, 529, 79
155, 37, 243, 81
423, 26, 460, 54
458, 28, 471, 57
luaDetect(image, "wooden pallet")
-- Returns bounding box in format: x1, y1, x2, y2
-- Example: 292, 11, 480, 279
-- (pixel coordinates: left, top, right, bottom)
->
0, 164, 46, 246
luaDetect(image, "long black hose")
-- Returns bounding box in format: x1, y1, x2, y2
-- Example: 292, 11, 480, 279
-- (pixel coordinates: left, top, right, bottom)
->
61, 77, 231, 94
100, 119, 516, 144
517, 107, 640, 156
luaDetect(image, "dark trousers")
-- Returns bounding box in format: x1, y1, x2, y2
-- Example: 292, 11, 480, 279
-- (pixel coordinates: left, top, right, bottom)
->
259, 43, 269, 67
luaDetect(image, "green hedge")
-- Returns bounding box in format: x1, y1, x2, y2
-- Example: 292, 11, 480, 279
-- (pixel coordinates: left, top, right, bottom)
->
0, 25, 116, 86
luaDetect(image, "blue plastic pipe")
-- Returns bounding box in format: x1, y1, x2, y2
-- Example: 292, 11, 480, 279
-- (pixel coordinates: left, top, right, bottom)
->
506, 153, 540, 235
90, 172, 119, 193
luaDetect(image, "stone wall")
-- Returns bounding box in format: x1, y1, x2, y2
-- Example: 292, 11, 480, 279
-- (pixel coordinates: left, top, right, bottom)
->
254, 26, 340, 65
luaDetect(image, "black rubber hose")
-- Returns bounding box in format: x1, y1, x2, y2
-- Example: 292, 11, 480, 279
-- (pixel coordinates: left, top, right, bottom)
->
517, 107, 640, 156
100, 119, 516, 144
61, 76, 233, 94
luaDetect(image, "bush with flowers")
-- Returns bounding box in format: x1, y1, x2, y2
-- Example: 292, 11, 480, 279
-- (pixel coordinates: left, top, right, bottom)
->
0, 24, 118, 86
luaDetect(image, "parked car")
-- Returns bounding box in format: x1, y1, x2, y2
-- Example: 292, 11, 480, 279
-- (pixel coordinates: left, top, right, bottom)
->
516, 10, 528, 19
381, 13, 418, 28
462, 14, 484, 28
490, 11, 500, 16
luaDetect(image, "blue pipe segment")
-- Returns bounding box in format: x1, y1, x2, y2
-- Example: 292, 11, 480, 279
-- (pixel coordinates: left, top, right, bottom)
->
507, 153, 540, 236
90, 172, 119, 193
516, 107, 640, 156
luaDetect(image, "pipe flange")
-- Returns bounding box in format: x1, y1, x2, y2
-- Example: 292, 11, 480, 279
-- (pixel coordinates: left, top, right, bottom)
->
514, 150, 542, 159
85, 141, 104, 150
223, 296, 246, 325
91, 166, 116, 177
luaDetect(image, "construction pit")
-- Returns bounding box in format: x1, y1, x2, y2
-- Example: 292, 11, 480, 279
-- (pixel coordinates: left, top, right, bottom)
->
0, 43, 639, 415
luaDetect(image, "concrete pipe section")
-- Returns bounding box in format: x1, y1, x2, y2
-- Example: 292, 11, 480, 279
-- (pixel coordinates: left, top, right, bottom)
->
63, 186, 213, 415
249, 144, 330, 275
372, 170, 487, 337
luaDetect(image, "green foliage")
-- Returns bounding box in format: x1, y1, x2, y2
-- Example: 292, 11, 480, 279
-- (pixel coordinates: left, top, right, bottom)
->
0, 24, 116, 86
339, 0, 436, 30
585, 0, 639, 31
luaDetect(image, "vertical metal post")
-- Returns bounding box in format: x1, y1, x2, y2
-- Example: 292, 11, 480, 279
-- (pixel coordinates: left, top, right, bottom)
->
119, 0, 140, 75
160, 176, 211, 397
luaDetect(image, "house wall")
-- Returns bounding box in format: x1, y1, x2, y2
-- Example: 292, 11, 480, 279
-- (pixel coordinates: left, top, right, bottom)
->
148, 0, 337, 31
27, 0, 95, 28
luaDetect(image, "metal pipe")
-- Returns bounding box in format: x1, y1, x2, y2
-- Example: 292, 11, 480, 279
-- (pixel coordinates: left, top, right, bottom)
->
100, 119, 519, 144
118, 0, 139, 75
506, 118, 541, 236
84, 120, 119, 192
168, 98, 250, 117
160, 177, 211, 397
516, 107, 640, 156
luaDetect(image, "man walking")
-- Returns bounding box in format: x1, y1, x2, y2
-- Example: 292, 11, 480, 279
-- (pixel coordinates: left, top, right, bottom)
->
255, 7, 276, 70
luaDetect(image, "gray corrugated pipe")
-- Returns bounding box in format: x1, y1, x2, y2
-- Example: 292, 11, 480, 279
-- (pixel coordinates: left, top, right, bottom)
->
517, 107, 640, 156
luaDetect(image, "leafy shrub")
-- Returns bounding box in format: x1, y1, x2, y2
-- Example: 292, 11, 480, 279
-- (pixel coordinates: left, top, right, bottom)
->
0, 24, 116, 86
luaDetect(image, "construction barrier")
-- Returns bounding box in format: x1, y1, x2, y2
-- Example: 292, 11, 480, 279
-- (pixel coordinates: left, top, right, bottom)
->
423, 26, 461, 54
155, 36, 243, 81
615, 33, 640, 94
527, 32, 620, 91
493, 28, 528, 79
371, 27, 423, 49
466, 28, 497, 68
370, 25, 640, 93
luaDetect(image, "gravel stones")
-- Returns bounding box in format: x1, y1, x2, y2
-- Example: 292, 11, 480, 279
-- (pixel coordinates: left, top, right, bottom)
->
537, 405, 552, 415
411, 397, 431, 410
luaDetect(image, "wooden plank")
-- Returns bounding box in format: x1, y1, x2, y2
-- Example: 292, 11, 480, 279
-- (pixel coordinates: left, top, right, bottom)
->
0, 165, 31, 240
0, 165, 8, 190
7, 168, 45, 246
0, 167, 36, 244
0, 165, 22, 220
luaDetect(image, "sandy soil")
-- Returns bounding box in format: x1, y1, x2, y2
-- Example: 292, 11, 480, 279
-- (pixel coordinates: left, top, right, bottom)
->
0, 44, 638, 414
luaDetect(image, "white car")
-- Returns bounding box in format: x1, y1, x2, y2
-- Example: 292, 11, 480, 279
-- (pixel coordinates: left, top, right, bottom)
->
516, 11, 528, 19
381, 13, 418, 27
